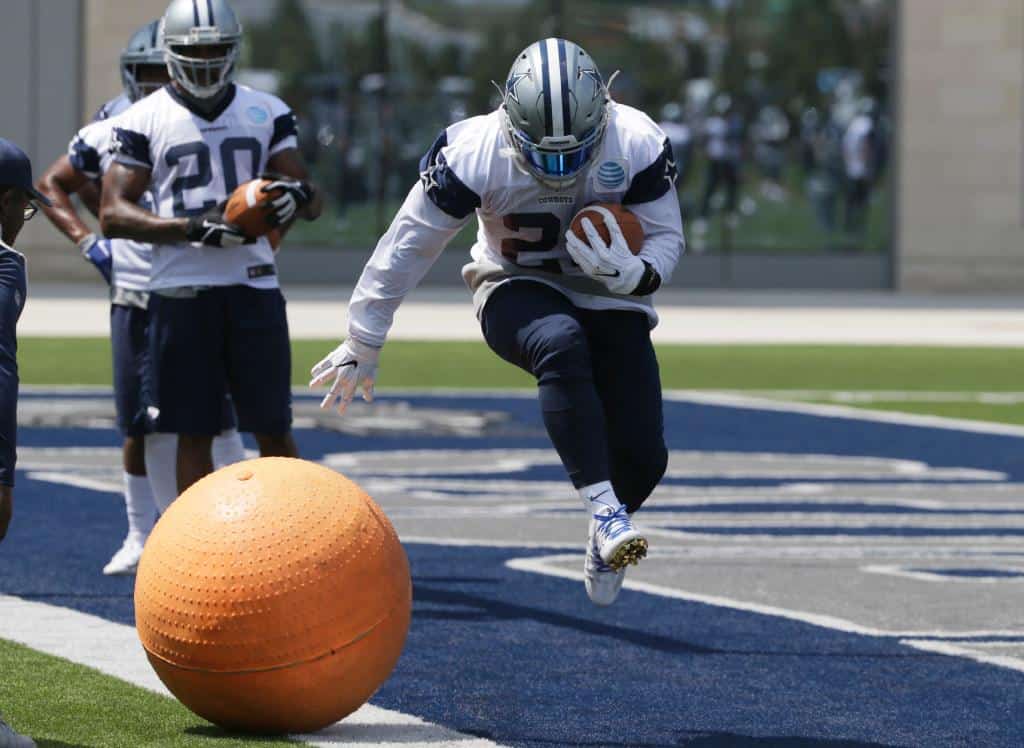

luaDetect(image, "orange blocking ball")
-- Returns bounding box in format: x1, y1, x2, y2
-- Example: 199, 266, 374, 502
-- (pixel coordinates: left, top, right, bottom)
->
134, 457, 412, 734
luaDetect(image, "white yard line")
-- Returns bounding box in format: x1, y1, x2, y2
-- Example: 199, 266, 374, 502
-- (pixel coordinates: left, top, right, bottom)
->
0, 596, 500, 748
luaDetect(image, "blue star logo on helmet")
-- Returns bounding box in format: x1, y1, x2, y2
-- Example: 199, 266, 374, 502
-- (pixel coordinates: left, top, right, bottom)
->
247, 106, 269, 125
506, 71, 529, 106
596, 161, 625, 189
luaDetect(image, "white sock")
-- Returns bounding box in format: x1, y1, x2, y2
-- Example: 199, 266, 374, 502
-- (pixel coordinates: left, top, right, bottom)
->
144, 432, 179, 513
578, 481, 622, 515
213, 428, 246, 468
123, 472, 156, 541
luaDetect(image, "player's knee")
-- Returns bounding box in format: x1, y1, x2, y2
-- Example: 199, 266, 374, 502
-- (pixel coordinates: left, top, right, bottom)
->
615, 442, 668, 514
528, 317, 591, 383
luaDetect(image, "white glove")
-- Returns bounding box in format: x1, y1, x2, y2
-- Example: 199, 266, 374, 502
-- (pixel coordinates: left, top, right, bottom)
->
564, 210, 646, 295
309, 338, 381, 415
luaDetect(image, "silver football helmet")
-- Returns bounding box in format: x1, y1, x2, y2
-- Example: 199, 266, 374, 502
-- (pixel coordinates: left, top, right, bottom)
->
121, 21, 167, 102
502, 38, 610, 190
160, 0, 242, 100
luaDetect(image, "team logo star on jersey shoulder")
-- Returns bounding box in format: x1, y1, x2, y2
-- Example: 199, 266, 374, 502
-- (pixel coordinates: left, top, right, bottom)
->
665, 155, 678, 186
420, 162, 442, 193
506, 71, 530, 105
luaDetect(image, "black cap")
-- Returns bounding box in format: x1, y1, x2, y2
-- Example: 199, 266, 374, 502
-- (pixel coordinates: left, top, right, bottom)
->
0, 138, 52, 207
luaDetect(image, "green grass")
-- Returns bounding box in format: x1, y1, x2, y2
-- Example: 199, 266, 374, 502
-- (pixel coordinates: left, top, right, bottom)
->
0, 638, 295, 747
18, 338, 1024, 426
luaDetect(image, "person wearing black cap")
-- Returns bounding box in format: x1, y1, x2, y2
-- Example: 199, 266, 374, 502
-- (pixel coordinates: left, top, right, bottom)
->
0, 138, 45, 748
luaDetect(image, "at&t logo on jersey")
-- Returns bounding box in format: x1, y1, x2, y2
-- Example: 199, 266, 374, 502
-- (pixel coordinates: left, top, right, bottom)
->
247, 105, 269, 125
595, 160, 626, 190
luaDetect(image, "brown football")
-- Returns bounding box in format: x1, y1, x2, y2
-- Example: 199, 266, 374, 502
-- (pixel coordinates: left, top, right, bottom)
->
569, 203, 644, 255
224, 179, 285, 239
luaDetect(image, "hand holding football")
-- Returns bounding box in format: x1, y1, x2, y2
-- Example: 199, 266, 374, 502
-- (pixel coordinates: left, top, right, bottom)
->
569, 203, 645, 255
224, 178, 286, 239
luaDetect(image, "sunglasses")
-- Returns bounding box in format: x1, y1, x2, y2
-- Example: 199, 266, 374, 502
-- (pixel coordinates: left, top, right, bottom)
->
23, 201, 38, 222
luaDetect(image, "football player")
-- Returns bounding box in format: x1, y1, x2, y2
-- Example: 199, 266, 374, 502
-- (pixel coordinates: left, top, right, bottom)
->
100, 0, 322, 492
36, 20, 245, 576
312, 39, 683, 606
0, 138, 52, 748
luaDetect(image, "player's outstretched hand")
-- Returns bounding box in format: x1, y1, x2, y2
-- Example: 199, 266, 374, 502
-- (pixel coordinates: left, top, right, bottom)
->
565, 215, 645, 296
77, 233, 113, 285
310, 338, 380, 416
186, 204, 247, 248
260, 173, 315, 227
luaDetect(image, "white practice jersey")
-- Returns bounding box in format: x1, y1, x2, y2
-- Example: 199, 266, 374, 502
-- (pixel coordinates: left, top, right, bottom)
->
348, 102, 685, 348
111, 84, 298, 290
70, 95, 154, 292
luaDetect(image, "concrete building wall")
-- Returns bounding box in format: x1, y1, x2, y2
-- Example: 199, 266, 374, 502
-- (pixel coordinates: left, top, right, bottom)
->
898, 0, 1024, 290
82, 0, 169, 122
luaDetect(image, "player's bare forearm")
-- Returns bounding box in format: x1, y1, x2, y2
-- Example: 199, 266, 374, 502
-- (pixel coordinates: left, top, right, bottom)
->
36, 156, 94, 245
78, 180, 102, 218
266, 148, 323, 220
100, 162, 188, 243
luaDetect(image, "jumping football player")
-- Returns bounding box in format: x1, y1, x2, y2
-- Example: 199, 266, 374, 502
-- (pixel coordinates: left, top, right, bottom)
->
0, 138, 53, 748
37, 20, 245, 575
312, 39, 683, 606
101, 0, 322, 492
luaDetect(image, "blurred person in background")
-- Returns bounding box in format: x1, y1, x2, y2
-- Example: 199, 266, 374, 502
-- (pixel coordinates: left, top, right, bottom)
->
842, 97, 878, 241
751, 104, 790, 203
694, 93, 744, 238
0, 138, 53, 748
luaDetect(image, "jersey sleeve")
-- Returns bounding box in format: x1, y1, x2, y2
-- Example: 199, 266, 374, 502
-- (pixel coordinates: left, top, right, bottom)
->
267, 95, 299, 157
623, 136, 685, 285
0, 257, 24, 487
110, 105, 153, 170
67, 122, 107, 180
347, 171, 473, 348
417, 128, 483, 220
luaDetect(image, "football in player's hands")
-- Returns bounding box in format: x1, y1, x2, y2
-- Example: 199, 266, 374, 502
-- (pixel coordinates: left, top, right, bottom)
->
224, 178, 286, 239
569, 203, 644, 255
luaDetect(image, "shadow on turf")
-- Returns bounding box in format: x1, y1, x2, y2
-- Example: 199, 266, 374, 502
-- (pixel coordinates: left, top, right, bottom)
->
35, 741, 91, 748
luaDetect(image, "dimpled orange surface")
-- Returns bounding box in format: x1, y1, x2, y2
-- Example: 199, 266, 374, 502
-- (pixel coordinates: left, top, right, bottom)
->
134, 457, 412, 734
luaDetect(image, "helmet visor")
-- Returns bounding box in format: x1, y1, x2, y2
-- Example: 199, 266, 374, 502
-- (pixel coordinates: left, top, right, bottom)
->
514, 126, 602, 180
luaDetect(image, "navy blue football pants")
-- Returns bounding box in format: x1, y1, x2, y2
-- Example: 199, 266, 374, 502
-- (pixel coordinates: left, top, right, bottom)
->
481, 280, 667, 513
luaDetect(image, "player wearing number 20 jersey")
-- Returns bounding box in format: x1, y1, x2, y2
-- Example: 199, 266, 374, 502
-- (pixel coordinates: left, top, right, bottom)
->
314, 38, 684, 608
110, 82, 296, 290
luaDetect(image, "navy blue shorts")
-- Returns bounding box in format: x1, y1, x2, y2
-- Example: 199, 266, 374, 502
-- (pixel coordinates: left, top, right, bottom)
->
110, 304, 150, 437
147, 286, 291, 436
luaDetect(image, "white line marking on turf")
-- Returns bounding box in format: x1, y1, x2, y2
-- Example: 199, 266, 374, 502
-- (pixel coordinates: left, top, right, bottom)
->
861, 564, 1024, 584
900, 639, 1024, 674
665, 391, 1024, 438
0, 595, 500, 747
503, 554, 1024, 640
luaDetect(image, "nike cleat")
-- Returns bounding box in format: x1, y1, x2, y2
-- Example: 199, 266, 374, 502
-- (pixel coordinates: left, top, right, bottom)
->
584, 529, 626, 606
102, 535, 145, 576
591, 503, 648, 572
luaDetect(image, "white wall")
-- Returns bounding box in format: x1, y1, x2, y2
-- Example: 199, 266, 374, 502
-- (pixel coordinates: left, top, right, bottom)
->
898, 0, 1024, 290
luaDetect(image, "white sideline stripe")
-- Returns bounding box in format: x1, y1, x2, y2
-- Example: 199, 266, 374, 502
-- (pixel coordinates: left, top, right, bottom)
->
503, 555, 1024, 640
665, 391, 1024, 438
900, 639, 1024, 674
861, 564, 1024, 584
728, 390, 1024, 404
0, 595, 500, 747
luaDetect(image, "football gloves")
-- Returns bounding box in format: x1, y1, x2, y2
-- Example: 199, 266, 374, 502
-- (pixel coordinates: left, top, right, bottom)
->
77, 233, 113, 285
260, 174, 315, 227
309, 338, 380, 416
565, 214, 647, 296
185, 205, 247, 248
